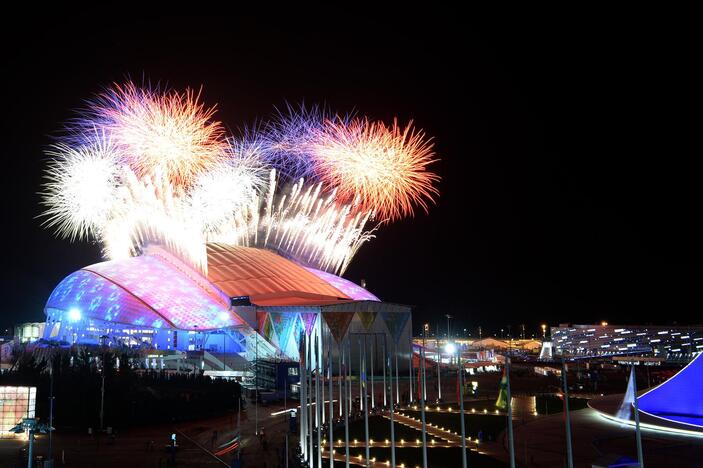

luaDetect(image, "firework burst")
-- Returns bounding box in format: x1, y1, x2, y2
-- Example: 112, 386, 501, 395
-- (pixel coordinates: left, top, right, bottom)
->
41, 81, 440, 276
260, 104, 340, 180
79, 82, 226, 187
41, 131, 122, 241
310, 118, 439, 221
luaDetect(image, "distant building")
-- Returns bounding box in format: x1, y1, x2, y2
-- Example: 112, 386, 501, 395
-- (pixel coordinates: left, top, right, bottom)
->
470, 338, 542, 352
550, 323, 703, 361
14, 322, 44, 344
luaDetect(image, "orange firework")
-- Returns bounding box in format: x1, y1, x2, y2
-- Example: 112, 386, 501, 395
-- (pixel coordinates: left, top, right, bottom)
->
92, 82, 226, 187
310, 118, 439, 221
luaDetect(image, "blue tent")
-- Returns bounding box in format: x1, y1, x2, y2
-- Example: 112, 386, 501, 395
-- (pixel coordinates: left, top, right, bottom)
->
637, 352, 703, 428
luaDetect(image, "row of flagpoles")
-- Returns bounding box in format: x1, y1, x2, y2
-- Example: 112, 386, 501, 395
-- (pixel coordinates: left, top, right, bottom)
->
296, 317, 645, 468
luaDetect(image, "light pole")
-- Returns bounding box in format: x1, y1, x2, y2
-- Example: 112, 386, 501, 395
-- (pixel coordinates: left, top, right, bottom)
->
422, 323, 429, 401
10, 418, 53, 468
445, 314, 452, 365
541, 324, 547, 339
436, 326, 442, 402
456, 344, 467, 468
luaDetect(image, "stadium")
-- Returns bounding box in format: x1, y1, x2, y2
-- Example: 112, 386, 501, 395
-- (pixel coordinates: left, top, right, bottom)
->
41, 242, 412, 370
36, 82, 431, 375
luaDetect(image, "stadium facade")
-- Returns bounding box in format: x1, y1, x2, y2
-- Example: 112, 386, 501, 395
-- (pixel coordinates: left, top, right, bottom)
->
42, 243, 412, 370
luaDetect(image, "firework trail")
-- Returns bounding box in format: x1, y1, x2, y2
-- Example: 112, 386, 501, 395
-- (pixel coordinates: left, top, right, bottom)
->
41, 82, 439, 276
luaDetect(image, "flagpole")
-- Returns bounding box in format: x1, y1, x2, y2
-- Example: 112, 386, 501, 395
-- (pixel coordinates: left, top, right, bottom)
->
395, 350, 400, 405
309, 331, 314, 465
389, 340, 396, 468
317, 327, 323, 468
409, 336, 414, 404
561, 358, 574, 468
632, 365, 644, 467
300, 332, 307, 461
506, 357, 516, 468
344, 338, 350, 468
255, 332, 259, 437
382, 336, 387, 407
328, 336, 334, 468
436, 333, 442, 401
363, 335, 370, 468
359, 337, 364, 411
420, 346, 428, 468
348, 339, 352, 414
321, 324, 326, 425
458, 349, 467, 468
339, 347, 343, 417
370, 337, 375, 409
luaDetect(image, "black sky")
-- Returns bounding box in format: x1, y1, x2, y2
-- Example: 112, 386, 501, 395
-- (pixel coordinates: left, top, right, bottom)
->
1, 15, 700, 335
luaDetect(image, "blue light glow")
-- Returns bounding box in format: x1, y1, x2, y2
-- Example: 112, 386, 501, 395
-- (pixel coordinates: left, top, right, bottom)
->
68, 308, 81, 321
638, 352, 703, 428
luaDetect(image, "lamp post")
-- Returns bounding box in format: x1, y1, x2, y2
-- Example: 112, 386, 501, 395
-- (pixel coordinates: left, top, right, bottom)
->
541, 324, 547, 339
457, 346, 467, 468
10, 418, 53, 468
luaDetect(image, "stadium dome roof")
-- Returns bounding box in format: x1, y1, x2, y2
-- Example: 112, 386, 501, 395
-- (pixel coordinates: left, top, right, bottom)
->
205, 243, 378, 305
45, 244, 378, 331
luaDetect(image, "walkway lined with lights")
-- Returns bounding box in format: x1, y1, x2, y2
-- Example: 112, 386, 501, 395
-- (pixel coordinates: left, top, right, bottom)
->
387, 411, 478, 448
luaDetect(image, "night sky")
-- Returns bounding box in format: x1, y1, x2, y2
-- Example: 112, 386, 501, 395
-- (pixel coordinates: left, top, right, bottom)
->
2, 16, 699, 336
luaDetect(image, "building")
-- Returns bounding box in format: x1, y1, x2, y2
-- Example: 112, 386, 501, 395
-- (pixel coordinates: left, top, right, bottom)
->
14, 322, 45, 344
550, 323, 703, 361
0, 386, 36, 438
40, 243, 412, 372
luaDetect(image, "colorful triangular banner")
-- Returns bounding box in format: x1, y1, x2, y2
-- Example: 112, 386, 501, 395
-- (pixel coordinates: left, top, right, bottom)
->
270, 312, 296, 351
300, 312, 318, 336
357, 311, 377, 331
322, 312, 355, 343
380, 311, 410, 344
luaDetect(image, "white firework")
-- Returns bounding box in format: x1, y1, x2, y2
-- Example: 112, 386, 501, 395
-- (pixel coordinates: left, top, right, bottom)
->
41, 133, 122, 241
103, 170, 208, 273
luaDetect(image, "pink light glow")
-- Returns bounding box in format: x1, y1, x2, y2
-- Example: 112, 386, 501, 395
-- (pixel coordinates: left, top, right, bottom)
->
304, 267, 380, 301
85, 254, 240, 330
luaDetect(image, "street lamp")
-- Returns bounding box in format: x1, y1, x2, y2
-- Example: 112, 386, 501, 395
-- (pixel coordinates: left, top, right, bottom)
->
541, 324, 547, 339
10, 418, 54, 468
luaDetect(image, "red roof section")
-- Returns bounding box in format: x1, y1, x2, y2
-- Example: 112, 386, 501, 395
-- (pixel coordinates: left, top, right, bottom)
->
206, 243, 352, 306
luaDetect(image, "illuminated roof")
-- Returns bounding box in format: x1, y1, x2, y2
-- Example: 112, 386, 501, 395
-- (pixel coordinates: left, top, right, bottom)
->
46, 243, 379, 329
47, 252, 241, 330
638, 352, 703, 428
206, 243, 369, 306
304, 267, 379, 302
